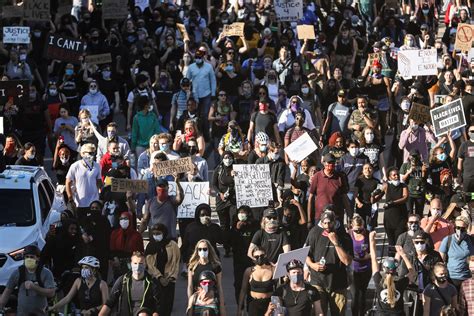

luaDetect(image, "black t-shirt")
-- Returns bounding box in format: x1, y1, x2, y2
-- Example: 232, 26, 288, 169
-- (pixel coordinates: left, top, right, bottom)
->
273, 283, 320, 316
15, 156, 39, 166
98, 78, 119, 107
457, 140, 474, 178
251, 111, 278, 141
355, 176, 379, 204
192, 262, 222, 290
251, 230, 289, 264
19, 99, 47, 133
373, 272, 408, 315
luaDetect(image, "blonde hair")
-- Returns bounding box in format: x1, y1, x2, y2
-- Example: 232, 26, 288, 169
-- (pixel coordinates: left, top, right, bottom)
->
80, 143, 96, 155
384, 273, 396, 308
78, 109, 91, 119
188, 239, 221, 273
184, 120, 201, 136
149, 134, 160, 148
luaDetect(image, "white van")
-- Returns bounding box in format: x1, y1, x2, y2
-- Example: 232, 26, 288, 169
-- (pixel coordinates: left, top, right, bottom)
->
0, 166, 56, 286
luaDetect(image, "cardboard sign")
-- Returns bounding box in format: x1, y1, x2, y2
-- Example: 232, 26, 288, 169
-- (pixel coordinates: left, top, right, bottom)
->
23, 0, 50, 21
111, 178, 148, 193
2, 5, 24, 18
455, 23, 474, 52
0, 80, 29, 107
274, 0, 303, 22
408, 103, 431, 124
85, 53, 112, 65
223, 22, 244, 37
296, 25, 315, 40
168, 181, 209, 218
430, 99, 466, 137
233, 164, 273, 208
284, 132, 318, 162
102, 0, 129, 20
273, 246, 310, 279
176, 23, 189, 42
153, 157, 194, 177
3, 27, 30, 44
368, 52, 390, 72
398, 49, 437, 78
46, 34, 85, 64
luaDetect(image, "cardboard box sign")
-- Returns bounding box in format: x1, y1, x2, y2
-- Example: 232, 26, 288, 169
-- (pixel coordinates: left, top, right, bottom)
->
85, 53, 113, 65
3, 26, 30, 44
223, 23, 244, 37
297, 25, 315, 40
23, 0, 50, 21
46, 34, 85, 64
111, 178, 149, 193
153, 157, 194, 177
102, 0, 129, 20
408, 103, 431, 124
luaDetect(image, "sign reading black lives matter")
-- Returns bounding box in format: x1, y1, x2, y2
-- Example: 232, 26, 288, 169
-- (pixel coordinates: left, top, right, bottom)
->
233, 164, 273, 208
46, 34, 85, 64
430, 99, 466, 137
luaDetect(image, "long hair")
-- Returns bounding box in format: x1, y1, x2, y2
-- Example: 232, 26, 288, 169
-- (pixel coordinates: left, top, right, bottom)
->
384, 273, 396, 308
188, 239, 221, 273
328, 132, 344, 147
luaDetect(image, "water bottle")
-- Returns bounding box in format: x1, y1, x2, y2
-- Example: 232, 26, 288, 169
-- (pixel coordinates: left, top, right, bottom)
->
319, 257, 326, 266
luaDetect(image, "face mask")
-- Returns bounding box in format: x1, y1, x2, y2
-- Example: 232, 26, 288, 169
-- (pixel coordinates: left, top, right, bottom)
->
422, 9, 429, 15
349, 148, 359, 157
131, 262, 145, 275
255, 256, 269, 266
198, 250, 208, 258
200, 215, 211, 225
28, 153, 35, 160
60, 157, 69, 165
437, 153, 447, 161
415, 243, 426, 251
289, 273, 303, 284
81, 118, 89, 124
406, 39, 414, 46
34, 31, 42, 38
400, 101, 411, 112
24, 258, 37, 270
29, 91, 37, 99
389, 180, 400, 186
435, 275, 447, 283
409, 223, 419, 231
102, 70, 111, 79
153, 234, 163, 242
238, 213, 247, 221
301, 87, 309, 94
189, 146, 198, 155
159, 144, 169, 151
271, 153, 280, 161
222, 19, 229, 24
195, 58, 203, 65
469, 132, 474, 140
81, 268, 93, 279
65, 68, 74, 76
411, 124, 419, 131
89, 88, 98, 94
365, 133, 374, 143
49, 88, 58, 96
201, 284, 209, 294
223, 158, 233, 167
455, 228, 466, 240
224, 65, 234, 72
259, 145, 267, 152
19, 54, 27, 61
107, 131, 116, 139
119, 219, 129, 229
249, 17, 256, 22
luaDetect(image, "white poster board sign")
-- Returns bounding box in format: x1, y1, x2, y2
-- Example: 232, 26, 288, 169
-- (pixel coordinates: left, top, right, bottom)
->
274, 0, 303, 22
273, 246, 310, 279
3, 27, 30, 44
284, 132, 317, 162
233, 164, 273, 208
80, 105, 99, 124
168, 181, 209, 218
397, 49, 437, 77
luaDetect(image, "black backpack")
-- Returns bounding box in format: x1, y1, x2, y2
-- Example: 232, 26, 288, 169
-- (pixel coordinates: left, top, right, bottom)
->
17, 264, 44, 289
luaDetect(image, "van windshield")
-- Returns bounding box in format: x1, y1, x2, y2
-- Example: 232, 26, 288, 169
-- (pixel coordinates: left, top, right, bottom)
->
0, 189, 35, 226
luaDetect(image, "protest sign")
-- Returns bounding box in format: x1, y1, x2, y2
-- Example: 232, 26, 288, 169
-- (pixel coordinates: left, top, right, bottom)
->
284, 132, 318, 162
153, 157, 194, 177
46, 34, 85, 64
80, 105, 99, 124
368, 52, 390, 72
455, 23, 474, 52
102, 0, 129, 19
111, 178, 149, 193
223, 23, 244, 37
0, 80, 29, 107
176, 23, 190, 42
168, 181, 209, 218
23, 0, 50, 21
3, 27, 30, 44
296, 25, 315, 40
397, 49, 437, 77
85, 53, 112, 65
274, 0, 302, 22
434, 95, 446, 104
408, 103, 431, 124
273, 246, 310, 279
233, 164, 273, 208
2, 5, 24, 18
430, 99, 466, 137
134, 0, 149, 11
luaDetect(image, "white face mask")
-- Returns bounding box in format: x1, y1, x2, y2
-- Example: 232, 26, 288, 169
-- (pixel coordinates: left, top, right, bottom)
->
238, 213, 247, 221
401, 101, 411, 112
365, 133, 374, 143
81, 118, 89, 124
60, 157, 69, 165
389, 179, 400, 186
89, 88, 98, 94
119, 219, 129, 229
153, 234, 163, 242
301, 87, 309, 94
415, 243, 426, 251
198, 250, 209, 258
223, 158, 233, 167
349, 148, 359, 157
411, 124, 419, 131
28, 153, 35, 160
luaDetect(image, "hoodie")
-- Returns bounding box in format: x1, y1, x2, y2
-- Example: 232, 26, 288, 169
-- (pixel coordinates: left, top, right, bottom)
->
131, 111, 163, 150
277, 95, 316, 132
110, 212, 144, 258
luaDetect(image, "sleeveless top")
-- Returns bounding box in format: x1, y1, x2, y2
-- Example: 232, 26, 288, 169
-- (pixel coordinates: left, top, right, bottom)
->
192, 295, 220, 315
384, 183, 408, 229
77, 278, 102, 310
336, 36, 353, 56
249, 268, 275, 293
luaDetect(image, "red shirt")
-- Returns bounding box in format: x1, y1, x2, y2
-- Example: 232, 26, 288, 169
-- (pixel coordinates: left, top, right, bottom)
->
309, 170, 349, 220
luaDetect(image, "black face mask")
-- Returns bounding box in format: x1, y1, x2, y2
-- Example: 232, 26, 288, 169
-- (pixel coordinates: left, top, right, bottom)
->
255, 256, 269, 266
189, 146, 198, 156
435, 276, 447, 283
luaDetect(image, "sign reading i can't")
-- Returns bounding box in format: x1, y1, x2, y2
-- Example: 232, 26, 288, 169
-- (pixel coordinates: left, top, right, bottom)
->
46, 34, 85, 64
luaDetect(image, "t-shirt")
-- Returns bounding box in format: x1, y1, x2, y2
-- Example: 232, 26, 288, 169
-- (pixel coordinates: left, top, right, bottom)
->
362, 144, 383, 171
273, 283, 320, 316
373, 272, 408, 315
327, 102, 351, 136
130, 278, 146, 314
148, 197, 178, 239
400, 162, 424, 197
66, 160, 101, 207
423, 283, 458, 316
54, 116, 79, 151
6, 267, 56, 316
251, 111, 278, 141
457, 140, 474, 178
439, 234, 474, 281
251, 230, 289, 264
309, 170, 349, 220
420, 217, 454, 251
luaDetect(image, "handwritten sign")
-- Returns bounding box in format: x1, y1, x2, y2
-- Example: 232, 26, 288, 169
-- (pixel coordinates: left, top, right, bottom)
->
223, 22, 244, 37
80, 105, 99, 124
168, 181, 209, 218
3, 27, 30, 44
102, 0, 129, 19
176, 23, 189, 42
273, 246, 310, 278
296, 25, 315, 40
0, 80, 29, 107
455, 23, 474, 52
2, 5, 24, 18
397, 49, 437, 77
85, 53, 112, 65
430, 99, 466, 137
46, 34, 85, 64
111, 178, 149, 193
233, 164, 273, 208
274, 0, 302, 22
284, 132, 318, 162
23, 0, 50, 21
153, 157, 194, 177
408, 103, 431, 124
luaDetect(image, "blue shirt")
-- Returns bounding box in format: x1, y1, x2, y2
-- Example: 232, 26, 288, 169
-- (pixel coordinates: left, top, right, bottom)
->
186, 62, 216, 98
80, 92, 110, 123
439, 234, 474, 281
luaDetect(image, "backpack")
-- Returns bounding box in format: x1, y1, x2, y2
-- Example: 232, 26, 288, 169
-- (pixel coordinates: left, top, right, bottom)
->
18, 264, 44, 289
132, 88, 153, 117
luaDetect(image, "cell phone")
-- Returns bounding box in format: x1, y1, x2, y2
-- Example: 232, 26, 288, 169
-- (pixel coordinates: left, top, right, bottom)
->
176, 130, 182, 137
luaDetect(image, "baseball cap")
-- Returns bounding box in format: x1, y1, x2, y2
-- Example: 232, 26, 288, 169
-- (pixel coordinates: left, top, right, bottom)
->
323, 153, 336, 163
337, 89, 346, 97
155, 178, 169, 187
263, 208, 277, 218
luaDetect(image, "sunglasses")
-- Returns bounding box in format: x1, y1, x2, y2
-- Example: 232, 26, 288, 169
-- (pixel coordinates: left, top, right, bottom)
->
421, 28, 428, 31
266, 216, 277, 220
353, 229, 364, 234
198, 247, 208, 251
455, 226, 466, 231
414, 241, 425, 244
408, 221, 419, 224
200, 281, 213, 286
254, 254, 266, 259
90, 85, 97, 88
182, 84, 190, 87
119, 217, 128, 220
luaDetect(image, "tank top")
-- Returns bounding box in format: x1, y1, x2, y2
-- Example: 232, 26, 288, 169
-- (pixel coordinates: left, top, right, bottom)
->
351, 231, 370, 273
250, 270, 274, 293
369, 77, 388, 100
336, 36, 353, 56
384, 183, 408, 229
193, 295, 220, 315
77, 278, 102, 310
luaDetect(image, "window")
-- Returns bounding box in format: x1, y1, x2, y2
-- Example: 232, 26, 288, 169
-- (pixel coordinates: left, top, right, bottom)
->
0, 189, 35, 226
38, 184, 51, 223
41, 179, 54, 204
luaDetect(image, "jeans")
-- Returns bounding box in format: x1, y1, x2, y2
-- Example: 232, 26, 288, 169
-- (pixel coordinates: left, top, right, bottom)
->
314, 286, 347, 316
406, 195, 425, 217
158, 281, 176, 316
350, 269, 372, 316
198, 95, 212, 141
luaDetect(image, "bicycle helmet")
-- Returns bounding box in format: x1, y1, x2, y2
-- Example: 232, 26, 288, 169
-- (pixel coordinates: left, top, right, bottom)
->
78, 256, 100, 268
382, 257, 398, 274
255, 132, 269, 144
199, 270, 216, 282
286, 259, 304, 272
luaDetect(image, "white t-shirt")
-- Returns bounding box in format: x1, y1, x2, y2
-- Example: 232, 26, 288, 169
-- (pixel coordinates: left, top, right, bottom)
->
66, 160, 101, 207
